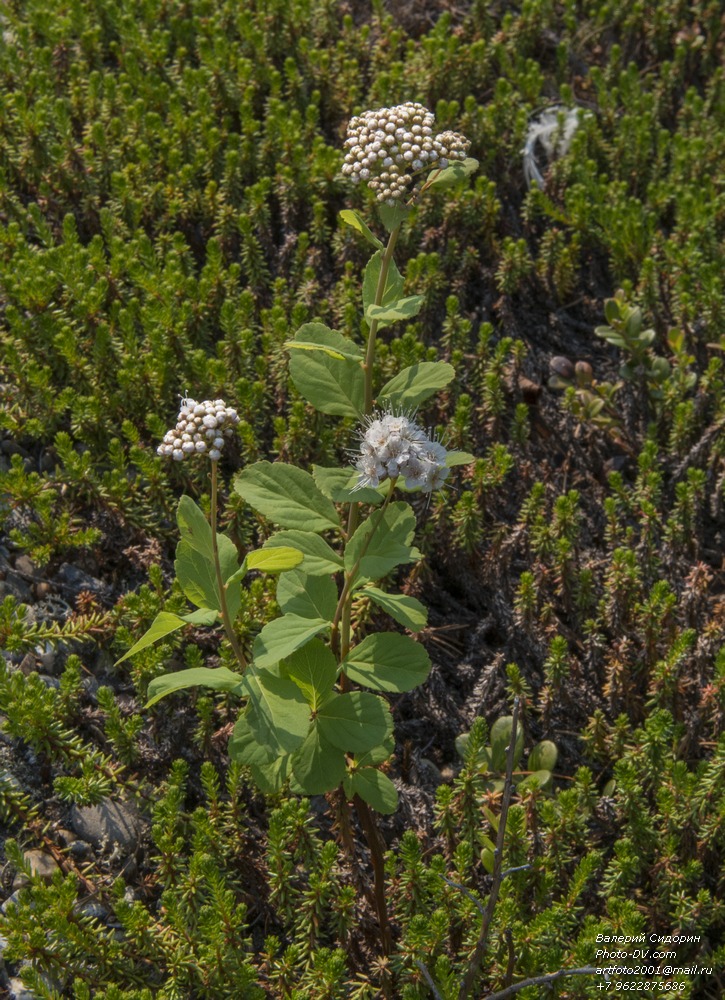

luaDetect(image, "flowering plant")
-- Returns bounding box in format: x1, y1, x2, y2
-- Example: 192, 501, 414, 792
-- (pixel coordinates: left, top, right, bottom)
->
120, 101, 477, 945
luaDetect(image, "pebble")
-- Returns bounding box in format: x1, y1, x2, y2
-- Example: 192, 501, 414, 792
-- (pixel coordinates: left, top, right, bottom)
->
37, 675, 60, 690
1, 890, 22, 914
0, 573, 32, 604
55, 828, 78, 847
13, 851, 60, 889
13, 555, 38, 579
68, 839, 92, 861
69, 799, 145, 852
7, 977, 39, 1000
76, 900, 108, 921
0, 440, 26, 457
57, 563, 107, 599
33, 581, 52, 600
18, 654, 36, 676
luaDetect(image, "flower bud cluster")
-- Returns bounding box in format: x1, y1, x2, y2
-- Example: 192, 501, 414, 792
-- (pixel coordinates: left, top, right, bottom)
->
342, 102, 471, 204
356, 411, 450, 493
157, 398, 240, 462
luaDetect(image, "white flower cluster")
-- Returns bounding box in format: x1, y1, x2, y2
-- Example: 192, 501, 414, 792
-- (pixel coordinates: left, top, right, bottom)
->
356, 411, 450, 493
342, 102, 471, 204
157, 398, 240, 462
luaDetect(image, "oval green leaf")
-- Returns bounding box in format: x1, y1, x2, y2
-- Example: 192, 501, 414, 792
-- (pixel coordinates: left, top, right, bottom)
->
234, 462, 340, 533
341, 632, 431, 692
252, 613, 330, 670
364, 587, 428, 632
317, 691, 393, 753
146, 666, 244, 708
263, 530, 343, 576
345, 767, 398, 814
378, 361, 455, 409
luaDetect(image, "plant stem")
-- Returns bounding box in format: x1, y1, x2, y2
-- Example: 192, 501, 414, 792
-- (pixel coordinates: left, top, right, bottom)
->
210, 460, 247, 671
354, 793, 392, 956
458, 697, 521, 1000
363, 222, 402, 414
331, 477, 397, 654
335, 221, 402, 952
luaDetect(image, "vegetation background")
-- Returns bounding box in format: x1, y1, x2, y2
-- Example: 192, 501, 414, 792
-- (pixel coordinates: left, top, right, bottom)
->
0, 0, 724, 997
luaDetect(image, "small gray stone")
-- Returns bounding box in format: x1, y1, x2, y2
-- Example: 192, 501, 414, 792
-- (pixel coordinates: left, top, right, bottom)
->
0, 573, 32, 604
8, 977, 39, 1000
13, 851, 60, 889
77, 900, 109, 921
69, 799, 145, 852
13, 555, 38, 579
37, 675, 60, 690
1, 439, 26, 457
2, 890, 22, 914
18, 654, 36, 676
57, 563, 107, 599
68, 839, 92, 861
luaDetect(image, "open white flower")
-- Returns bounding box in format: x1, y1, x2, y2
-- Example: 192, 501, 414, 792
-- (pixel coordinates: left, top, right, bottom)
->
342, 102, 471, 204
355, 410, 449, 493
158, 397, 240, 462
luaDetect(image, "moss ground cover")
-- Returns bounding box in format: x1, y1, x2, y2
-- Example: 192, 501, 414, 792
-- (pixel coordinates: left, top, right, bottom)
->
0, 0, 724, 997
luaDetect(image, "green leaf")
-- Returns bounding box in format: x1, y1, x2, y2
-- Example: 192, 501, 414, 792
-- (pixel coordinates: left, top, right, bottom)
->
176, 496, 213, 558
339, 209, 384, 250
345, 767, 398, 814
174, 539, 241, 619
426, 157, 479, 189
517, 769, 553, 791
116, 608, 221, 664
287, 325, 363, 417
286, 322, 362, 361
362, 251, 404, 315
313, 466, 385, 506
283, 639, 337, 711
528, 740, 558, 772
366, 295, 424, 327
317, 691, 393, 753
228, 714, 275, 768
490, 716, 524, 771
276, 569, 337, 621
246, 546, 304, 574
292, 725, 347, 794
146, 667, 243, 708
242, 667, 311, 755
345, 501, 419, 583
378, 201, 410, 232
263, 530, 343, 576
354, 735, 395, 768
235, 462, 340, 533
253, 613, 330, 670
341, 632, 431, 692
182, 608, 220, 625
289, 350, 365, 418
445, 450, 476, 467
116, 612, 186, 664
364, 587, 428, 632
250, 755, 296, 794
379, 361, 455, 409
177, 495, 239, 581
